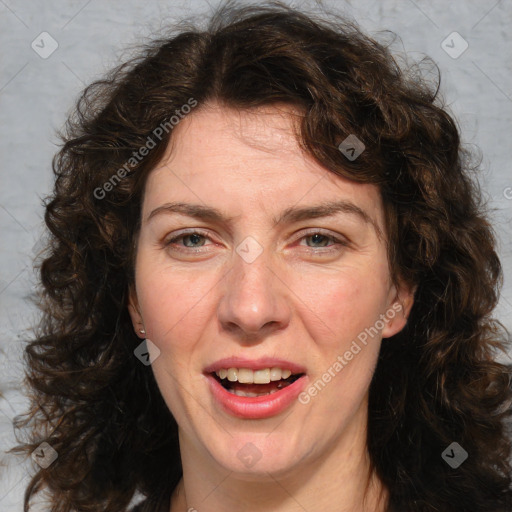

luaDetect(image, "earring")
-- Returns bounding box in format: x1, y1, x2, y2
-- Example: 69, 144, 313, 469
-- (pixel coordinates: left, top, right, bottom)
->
139, 328, 146, 335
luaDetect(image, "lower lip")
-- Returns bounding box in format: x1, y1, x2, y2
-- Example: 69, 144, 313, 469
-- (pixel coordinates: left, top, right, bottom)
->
205, 373, 308, 419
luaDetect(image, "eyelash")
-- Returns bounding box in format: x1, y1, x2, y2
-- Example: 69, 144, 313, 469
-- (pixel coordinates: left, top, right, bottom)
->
164, 229, 348, 254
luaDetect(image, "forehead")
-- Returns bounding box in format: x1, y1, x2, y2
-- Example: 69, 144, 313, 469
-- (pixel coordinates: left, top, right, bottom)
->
142, 103, 385, 234
163, 102, 308, 172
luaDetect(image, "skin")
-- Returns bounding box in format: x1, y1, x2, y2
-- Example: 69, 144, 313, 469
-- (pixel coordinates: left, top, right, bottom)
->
128, 102, 415, 512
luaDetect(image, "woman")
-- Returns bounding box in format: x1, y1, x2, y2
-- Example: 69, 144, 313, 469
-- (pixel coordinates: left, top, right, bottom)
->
14, 2, 512, 511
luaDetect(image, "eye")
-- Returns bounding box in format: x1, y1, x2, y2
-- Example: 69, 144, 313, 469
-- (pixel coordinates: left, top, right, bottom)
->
163, 229, 348, 255
296, 230, 348, 252
165, 230, 213, 251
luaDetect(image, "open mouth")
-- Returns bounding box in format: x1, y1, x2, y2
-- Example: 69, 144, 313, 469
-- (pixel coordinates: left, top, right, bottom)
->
205, 364, 309, 418
211, 372, 305, 397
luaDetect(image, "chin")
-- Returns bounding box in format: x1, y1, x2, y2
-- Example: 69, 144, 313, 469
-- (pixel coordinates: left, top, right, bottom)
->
203, 431, 307, 479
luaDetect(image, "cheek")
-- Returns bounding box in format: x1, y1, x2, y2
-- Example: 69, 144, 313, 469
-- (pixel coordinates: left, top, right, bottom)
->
136, 255, 218, 343
305, 264, 390, 409
297, 263, 391, 347
135, 260, 216, 419
301, 269, 388, 418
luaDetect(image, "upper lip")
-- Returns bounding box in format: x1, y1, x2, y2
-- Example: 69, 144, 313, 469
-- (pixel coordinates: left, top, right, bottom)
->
203, 357, 306, 375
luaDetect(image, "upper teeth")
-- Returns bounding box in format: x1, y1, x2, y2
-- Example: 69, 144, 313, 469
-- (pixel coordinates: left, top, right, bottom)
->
215, 367, 293, 384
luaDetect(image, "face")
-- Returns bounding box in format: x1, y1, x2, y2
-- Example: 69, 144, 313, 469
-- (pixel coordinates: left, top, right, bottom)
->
128, 103, 414, 480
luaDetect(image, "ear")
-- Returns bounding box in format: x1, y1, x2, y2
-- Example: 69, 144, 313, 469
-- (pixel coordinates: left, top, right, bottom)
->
127, 285, 145, 338
381, 280, 417, 339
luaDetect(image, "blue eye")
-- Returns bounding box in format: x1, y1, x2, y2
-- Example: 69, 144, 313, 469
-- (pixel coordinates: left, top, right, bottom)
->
166, 231, 210, 248
164, 229, 347, 255
302, 233, 334, 248
176, 233, 206, 247
297, 230, 347, 252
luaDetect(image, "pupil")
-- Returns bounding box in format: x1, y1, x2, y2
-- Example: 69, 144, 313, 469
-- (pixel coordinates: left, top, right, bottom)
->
310, 234, 327, 247
185, 233, 204, 247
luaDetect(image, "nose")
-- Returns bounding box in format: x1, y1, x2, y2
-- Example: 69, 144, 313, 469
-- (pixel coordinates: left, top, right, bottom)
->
217, 247, 291, 342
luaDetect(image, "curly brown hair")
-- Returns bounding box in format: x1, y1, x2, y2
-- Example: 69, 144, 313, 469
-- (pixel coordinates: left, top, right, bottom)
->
12, 2, 512, 511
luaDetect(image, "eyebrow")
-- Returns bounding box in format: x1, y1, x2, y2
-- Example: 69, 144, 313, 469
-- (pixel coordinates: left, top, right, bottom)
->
146, 200, 383, 239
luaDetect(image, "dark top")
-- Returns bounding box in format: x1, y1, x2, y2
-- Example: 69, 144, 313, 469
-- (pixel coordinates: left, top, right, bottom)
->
130, 497, 170, 512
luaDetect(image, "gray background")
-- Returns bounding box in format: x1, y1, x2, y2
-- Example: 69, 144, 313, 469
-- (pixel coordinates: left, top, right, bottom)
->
1, 0, 511, 509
